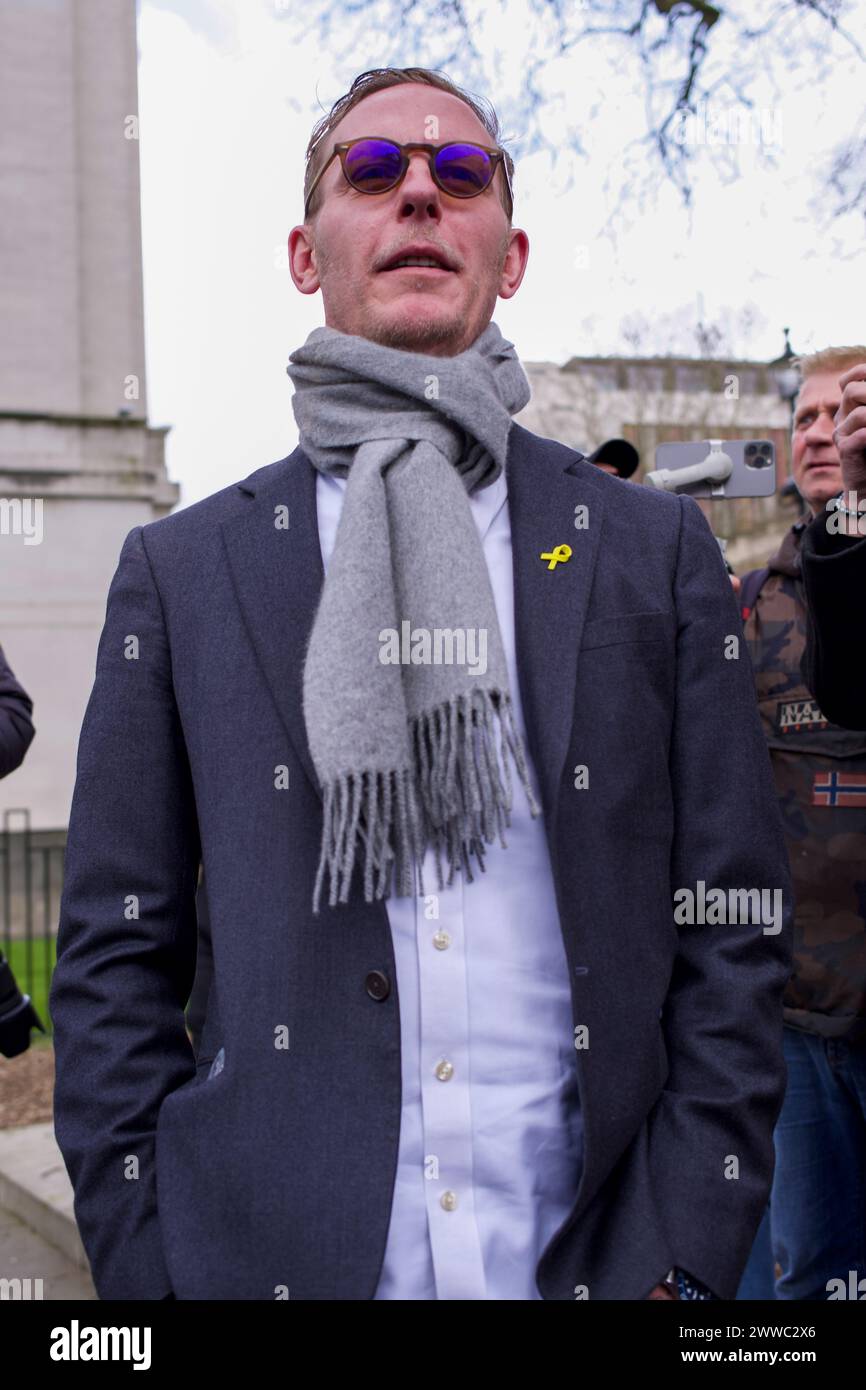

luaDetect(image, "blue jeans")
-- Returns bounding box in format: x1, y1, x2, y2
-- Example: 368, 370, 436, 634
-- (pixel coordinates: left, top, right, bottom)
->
737, 1027, 866, 1300
736, 1202, 775, 1299
776, 1027, 866, 1299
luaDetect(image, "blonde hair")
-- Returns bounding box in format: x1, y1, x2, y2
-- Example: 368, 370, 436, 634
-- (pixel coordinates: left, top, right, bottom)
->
794, 345, 866, 381
303, 67, 515, 223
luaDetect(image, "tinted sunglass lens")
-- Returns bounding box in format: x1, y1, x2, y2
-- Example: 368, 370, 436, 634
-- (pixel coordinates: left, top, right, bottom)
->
344, 139, 403, 191
435, 143, 493, 196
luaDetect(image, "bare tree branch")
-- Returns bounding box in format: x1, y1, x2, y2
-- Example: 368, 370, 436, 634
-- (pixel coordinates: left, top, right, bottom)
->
283, 0, 866, 225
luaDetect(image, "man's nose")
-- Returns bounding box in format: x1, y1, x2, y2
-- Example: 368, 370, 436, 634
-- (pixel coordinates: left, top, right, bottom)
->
806, 407, 836, 443
397, 151, 442, 210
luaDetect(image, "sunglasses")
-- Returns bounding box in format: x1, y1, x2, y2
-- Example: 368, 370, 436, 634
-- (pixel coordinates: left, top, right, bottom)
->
304, 137, 513, 219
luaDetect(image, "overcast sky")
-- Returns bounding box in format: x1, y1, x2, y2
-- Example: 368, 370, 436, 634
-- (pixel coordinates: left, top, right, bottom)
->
136, 0, 866, 507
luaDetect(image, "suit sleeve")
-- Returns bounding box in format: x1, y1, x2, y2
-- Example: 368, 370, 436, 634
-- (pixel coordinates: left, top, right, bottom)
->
648, 493, 794, 1300
49, 524, 200, 1300
0, 642, 35, 778
800, 507, 866, 729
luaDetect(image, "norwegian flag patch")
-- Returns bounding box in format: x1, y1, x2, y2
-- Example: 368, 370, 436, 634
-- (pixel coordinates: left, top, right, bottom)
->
812, 771, 866, 807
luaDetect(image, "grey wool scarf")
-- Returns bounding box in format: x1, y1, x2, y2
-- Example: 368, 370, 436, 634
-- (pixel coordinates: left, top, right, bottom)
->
286, 319, 540, 913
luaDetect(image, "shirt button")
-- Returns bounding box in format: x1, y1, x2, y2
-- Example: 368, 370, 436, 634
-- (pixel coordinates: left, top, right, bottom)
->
432, 931, 451, 950
440, 1191, 458, 1211
435, 1059, 454, 1082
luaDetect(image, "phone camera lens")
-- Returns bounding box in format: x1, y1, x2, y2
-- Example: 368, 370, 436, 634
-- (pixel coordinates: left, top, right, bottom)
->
745, 440, 773, 469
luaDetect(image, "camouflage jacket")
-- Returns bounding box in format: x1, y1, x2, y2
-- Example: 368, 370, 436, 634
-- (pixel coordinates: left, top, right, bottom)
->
742, 520, 866, 1042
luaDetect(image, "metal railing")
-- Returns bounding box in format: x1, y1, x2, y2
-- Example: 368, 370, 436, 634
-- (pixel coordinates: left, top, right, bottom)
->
1, 809, 65, 1038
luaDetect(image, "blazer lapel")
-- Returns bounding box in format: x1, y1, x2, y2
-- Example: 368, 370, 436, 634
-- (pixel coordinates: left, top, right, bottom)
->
220, 445, 324, 800
506, 422, 607, 825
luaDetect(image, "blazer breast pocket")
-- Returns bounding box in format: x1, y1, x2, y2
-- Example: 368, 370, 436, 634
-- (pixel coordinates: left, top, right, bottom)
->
579, 610, 675, 652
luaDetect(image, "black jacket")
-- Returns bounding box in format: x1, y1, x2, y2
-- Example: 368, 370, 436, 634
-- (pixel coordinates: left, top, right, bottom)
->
0, 643, 35, 778
800, 509, 866, 729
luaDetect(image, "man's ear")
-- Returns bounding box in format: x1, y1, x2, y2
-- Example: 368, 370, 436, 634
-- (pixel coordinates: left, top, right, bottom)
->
288, 224, 321, 295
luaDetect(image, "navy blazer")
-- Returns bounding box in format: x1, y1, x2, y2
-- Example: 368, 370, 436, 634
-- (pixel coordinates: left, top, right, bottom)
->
50, 422, 793, 1300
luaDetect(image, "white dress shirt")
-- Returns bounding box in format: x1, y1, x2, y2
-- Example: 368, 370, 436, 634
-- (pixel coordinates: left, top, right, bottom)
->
316, 464, 584, 1300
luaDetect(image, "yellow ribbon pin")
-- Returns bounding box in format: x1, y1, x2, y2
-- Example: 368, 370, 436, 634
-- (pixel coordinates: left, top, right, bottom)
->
540, 543, 572, 571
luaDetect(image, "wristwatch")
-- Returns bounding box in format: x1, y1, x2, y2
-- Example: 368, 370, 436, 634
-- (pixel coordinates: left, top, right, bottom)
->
663, 1266, 719, 1300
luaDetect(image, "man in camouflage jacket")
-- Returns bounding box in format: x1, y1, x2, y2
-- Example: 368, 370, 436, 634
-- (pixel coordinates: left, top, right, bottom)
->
740, 345, 866, 1301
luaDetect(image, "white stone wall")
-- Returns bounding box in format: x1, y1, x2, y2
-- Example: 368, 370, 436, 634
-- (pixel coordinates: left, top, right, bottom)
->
0, 0, 178, 833
0, 0, 148, 418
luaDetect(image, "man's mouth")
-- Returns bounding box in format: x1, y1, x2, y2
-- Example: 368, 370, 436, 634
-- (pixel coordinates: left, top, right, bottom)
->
383, 262, 452, 272
378, 247, 457, 273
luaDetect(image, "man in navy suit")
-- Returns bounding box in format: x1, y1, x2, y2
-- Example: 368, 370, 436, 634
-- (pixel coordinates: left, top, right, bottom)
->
51, 66, 793, 1301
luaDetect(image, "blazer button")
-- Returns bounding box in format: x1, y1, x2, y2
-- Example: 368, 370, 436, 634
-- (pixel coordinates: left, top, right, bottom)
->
365, 970, 391, 1002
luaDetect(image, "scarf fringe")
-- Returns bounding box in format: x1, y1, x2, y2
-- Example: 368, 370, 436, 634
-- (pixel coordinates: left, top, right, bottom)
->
312, 689, 540, 913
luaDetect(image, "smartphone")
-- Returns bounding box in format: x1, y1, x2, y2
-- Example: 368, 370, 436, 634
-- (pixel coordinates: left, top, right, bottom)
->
650, 439, 776, 498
